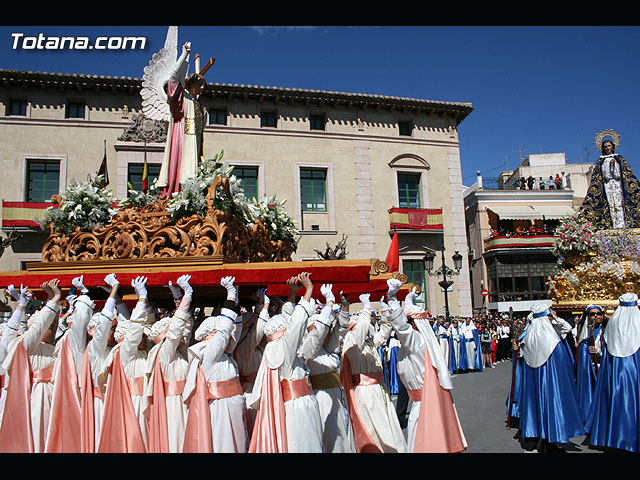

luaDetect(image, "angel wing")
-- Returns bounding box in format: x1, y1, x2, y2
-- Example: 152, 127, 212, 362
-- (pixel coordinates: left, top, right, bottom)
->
140, 26, 180, 122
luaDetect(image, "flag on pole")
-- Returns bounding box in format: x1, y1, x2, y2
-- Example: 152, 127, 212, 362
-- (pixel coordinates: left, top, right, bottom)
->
142, 142, 149, 193
97, 140, 109, 187
385, 228, 399, 272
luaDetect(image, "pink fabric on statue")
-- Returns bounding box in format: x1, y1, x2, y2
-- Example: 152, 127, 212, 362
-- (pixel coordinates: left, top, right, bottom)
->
182, 364, 213, 453
164, 81, 185, 196
97, 347, 147, 453
339, 354, 382, 453
413, 346, 467, 453
248, 366, 288, 453
45, 334, 82, 452
147, 353, 170, 453
79, 346, 96, 453
0, 340, 34, 452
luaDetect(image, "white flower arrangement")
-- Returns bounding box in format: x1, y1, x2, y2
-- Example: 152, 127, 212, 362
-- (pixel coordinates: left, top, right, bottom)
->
118, 177, 161, 209
40, 173, 118, 234
167, 151, 299, 247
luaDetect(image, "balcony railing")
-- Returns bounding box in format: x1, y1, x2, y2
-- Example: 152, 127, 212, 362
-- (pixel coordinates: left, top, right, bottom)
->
483, 233, 555, 251
389, 207, 443, 231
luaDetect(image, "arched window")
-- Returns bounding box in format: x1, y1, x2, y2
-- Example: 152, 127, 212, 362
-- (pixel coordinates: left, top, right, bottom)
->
389, 154, 430, 209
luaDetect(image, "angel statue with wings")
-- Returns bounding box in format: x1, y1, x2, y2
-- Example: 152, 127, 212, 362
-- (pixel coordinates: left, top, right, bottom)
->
141, 26, 209, 196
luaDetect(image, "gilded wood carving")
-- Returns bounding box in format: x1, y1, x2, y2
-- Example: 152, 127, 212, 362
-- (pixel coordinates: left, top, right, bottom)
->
41, 176, 295, 263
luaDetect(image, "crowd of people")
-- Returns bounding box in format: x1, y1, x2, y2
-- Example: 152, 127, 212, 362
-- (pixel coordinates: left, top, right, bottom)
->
0, 274, 467, 453
515, 173, 566, 190
487, 223, 555, 239
506, 299, 640, 453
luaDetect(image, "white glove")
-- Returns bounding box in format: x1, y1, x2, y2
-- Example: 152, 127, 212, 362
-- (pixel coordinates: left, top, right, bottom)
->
221, 276, 237, 301
176, 274, 193, 298
6, 284, 20, 302
132, 276, 148, 300
386, 278, 403, 300
380, 296, 390, 315
72, 275, 89, 294
66, 293, 78, 312
104, 273, 119, 288
359, 293, 371, 310
404, 286, 418, 309
257, 287, 269, 305
18, 284, 32, 307
320, 284, 335, 304
167, 281, 183, 299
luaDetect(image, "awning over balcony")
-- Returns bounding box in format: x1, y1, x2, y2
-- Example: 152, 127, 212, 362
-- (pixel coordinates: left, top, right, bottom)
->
389, 207, 443, 230
485, 204, 573, 221
1, 201, 51, 228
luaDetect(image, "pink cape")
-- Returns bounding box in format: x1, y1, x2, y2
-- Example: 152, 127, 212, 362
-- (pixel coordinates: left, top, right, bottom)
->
147, 353, 170, 453
163, 81, 185, 196
413, 345, 467, 453
79, 345, 97, 453
248, 365, 288, 453
339, 354, 382, 453
182, 363, 213, 453
0, 339, 34, 452
97, 347, 147, 453
45, 333, 82, 452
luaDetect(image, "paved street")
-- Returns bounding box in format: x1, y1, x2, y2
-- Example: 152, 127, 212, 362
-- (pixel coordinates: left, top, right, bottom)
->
448, 359, 595, 453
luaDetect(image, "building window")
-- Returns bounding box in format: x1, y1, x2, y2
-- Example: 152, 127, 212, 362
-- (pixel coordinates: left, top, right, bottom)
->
127, 163, 161, 195
233, 166, 259, 201
8, 98, 27, 116
397, 172, 421, 208
26, 161, 60, 202
486, 255, 556, 302
310, 114, 325, 131
209, 108, 227, 125
403, 259, 427, 308
65, 101, 86, 119
260, 110, 277, 128
399, 120, 412, 136
300, 168, 327, 212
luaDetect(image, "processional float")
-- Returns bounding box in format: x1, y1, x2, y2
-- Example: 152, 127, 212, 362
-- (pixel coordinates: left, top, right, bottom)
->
548, 129, 640, 316
0, 26, 410, 306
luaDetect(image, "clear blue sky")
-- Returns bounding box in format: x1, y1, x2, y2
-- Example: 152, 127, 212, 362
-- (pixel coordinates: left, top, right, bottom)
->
2, 25, 639, 186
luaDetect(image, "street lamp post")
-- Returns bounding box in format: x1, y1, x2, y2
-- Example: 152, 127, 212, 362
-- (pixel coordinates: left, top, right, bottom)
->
424, 242, 463, 322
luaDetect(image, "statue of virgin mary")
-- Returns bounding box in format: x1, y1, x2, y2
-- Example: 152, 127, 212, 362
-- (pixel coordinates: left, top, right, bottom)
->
580, 130, 640, 230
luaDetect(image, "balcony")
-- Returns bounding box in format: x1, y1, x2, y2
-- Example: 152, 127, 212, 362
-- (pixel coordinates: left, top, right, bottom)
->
389, 207, 443, 231
483, 233, 555, 251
